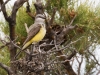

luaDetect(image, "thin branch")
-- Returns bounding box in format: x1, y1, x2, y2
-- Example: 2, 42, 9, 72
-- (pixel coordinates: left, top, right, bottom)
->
76, 55, 83, 75
26, 1, 35, 19
0, 0, 10, 21
0, 38, 10, 49
0, 42, 10, 49
68, 14, 77, 26
0, 0, 10, 9
0, 62, 13, 75
11, 0, 28, 25
96, 70, 100, 75
49, 36, 84, 53
24, 23, 29, 33
87, 49, 100, 65
49, 7, 57, 26
7, 36, 22, 50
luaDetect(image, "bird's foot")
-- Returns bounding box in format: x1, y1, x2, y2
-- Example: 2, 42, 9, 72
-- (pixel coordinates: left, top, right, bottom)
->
38, 46, 42, 55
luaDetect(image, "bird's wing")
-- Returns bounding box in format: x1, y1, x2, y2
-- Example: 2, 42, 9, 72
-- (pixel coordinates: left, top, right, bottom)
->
23, 24, 41, 45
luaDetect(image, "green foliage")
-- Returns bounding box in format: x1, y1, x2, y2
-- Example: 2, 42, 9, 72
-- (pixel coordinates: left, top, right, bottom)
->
0, 22, 9, 35
16, 6, 34, 44
0, 47, 10, 75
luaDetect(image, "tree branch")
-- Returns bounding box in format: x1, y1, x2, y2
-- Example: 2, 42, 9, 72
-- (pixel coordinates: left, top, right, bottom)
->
11, 0, 28, 25
87, 49, 100, 65
0, 62, 14, 75
0, 0, 10, 21
26, 1, 35, 19
49, 7, 57, 26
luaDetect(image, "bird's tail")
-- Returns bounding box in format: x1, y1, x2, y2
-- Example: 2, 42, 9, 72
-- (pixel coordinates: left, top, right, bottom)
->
22, 42, 31, 50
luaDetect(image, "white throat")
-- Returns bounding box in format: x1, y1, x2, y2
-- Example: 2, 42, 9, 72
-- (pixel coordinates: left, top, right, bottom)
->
35, 18, 45, 24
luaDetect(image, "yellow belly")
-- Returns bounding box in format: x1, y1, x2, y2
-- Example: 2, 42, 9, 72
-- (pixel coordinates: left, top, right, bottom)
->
30, 27, 46, 43
22, 27, 46, 50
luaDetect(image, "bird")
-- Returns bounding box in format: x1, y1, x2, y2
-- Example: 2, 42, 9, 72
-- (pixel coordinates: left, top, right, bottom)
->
14, 14, 46, 59
22, 14, 46, 50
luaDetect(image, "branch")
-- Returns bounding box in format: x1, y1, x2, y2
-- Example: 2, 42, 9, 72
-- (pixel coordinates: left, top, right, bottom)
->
24, 23, 29, 33
0, 62, 13, 75
49, 7, 57, 26
0, 0, 10, 12
7, 36, 22, 50
96, 70, 100, 75
0, 42, 10, 49
0, 38, 10, 49
56, 25, 77, 44
87, 49, 100, 65
34, 1, 44, 14
68, 14, 77, 26
11, 0, 28, 25
76, 55, 83, 75
26, 1, 35, 19
56, 14, 77, 44
0, 0, 10, 21
67, 50, 77, 60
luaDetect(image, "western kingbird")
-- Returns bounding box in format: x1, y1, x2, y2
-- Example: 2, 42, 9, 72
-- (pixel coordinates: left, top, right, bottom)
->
22, 14, 46, 50
14, 14, 46, 59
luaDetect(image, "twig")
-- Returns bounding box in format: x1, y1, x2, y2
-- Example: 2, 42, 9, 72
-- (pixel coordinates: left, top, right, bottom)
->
26, 0, 35, 19
68, 14, 77, 26
24, 23, 29, 33
7, 36, 22, 50
87, 50, 100, 65
0, 42, 10, 49
96, 70, 100, 75
0, 62, 13, 75
49, 36, 84, 53
76, 55, 83, 75
61, 59, 74, 63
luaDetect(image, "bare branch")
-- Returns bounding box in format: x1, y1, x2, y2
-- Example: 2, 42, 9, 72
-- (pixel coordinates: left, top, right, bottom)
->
0, 38, 10, 49
0, 0, 10, 12
0, 42, 10, 49
96, 70, 100, 75
0, 62, 13, 75
76, 55, 84, 75
7, 36, 22, 50
49, 7, 57, 26
11, 0, 28, 25
87, 49, 100, 65
24, 23, 29, 33
68, 14, 77, 26
0, 0, 10, 21
26, 1, 35, 19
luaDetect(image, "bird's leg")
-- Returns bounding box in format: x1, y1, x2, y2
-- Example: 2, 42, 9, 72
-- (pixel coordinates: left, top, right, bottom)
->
32, 43, 38, 53
31, 44, 34, 53
38, 45, 42, 53
54, 33, 58, 50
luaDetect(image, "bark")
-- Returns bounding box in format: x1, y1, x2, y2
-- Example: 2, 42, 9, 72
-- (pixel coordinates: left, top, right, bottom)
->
1, 0, 27, 75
